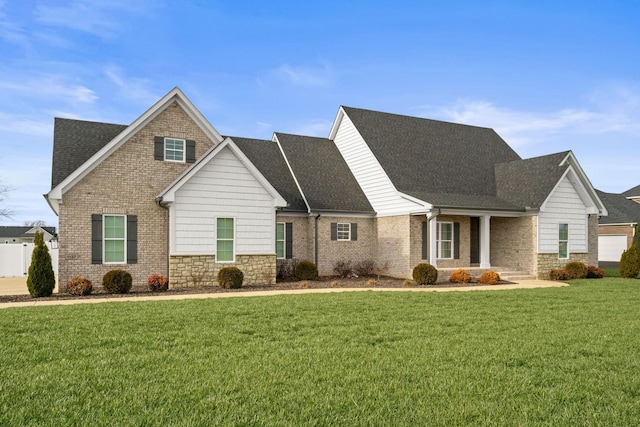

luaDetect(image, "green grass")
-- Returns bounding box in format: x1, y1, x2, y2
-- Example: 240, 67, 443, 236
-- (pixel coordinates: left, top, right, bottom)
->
2, 279, 640, 425
603, 267, 621, 277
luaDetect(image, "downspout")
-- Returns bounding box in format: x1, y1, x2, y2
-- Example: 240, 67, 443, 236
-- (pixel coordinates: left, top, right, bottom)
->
314, 213, 321, 267
156, 197, 171, 282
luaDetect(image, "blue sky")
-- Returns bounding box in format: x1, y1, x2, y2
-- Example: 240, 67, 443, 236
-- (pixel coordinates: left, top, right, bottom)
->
1, 0, 639, 226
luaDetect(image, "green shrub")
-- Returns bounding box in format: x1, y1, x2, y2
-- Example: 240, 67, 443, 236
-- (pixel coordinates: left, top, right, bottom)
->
26, 231, 56, 298
549, 269, 568, 281
564, 262, 588, 279
412, 263, 438, 285
620, 245, 640, 278
449, 269, 472, 284
148, 274, 169, 292
65, 276, 93, 296
478, 270, 501, 285
102, 270, 133, 294
217, 267, 244, 289
295, 260, 318, 280
586, 265, 605, 279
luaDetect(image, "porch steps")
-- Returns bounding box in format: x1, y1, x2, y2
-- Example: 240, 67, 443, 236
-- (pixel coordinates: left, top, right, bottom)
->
494, 270, 536, 282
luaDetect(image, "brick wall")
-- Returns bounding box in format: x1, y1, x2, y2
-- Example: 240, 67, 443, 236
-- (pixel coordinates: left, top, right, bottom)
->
377, 215, 410, 278
316, 216, 377, 276
491, 216, 536, 273
432, 215, 471, 269
169, 254, 276, 287
588, 214, 599, 266
58, 101, 215, 289
276, 215, 313, 262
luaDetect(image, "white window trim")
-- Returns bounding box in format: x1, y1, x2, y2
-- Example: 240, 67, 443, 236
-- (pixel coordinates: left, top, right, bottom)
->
103, 214, 126, 265
437, 221, 453, 260
337, 223, 351, 241
216, 217, 236, 263
559, 223, 569, 259
164, 137, 186, 163
276, 222, 286, 259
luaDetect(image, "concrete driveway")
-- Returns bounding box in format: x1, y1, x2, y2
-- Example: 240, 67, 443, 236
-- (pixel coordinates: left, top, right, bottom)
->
0, 276, 58, 296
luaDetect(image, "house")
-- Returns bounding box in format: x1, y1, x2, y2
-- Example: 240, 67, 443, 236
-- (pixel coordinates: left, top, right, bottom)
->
596, 186, 640, 264
45, 87, 607, 288
0, 226, 57, 244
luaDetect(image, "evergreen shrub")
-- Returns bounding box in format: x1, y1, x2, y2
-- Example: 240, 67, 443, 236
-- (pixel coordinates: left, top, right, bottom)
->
27, 231, 56, 298
217, 267, 244, 289
412, 263, 438, 285
295, 260, 318, 280
102, 270, 133, 294
564, 262, 588, 279
620, 245, 640, 279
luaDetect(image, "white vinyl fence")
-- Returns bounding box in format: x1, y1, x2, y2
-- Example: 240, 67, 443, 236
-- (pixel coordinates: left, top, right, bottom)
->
0, 243, 59, 277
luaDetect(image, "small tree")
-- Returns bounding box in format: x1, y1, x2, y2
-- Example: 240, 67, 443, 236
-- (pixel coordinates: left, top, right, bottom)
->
27, 231, 56, 297
619, 245, 640, 279
633, 221, 640, 250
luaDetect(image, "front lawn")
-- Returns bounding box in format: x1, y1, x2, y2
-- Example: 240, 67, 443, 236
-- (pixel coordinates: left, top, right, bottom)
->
1, 279, 639, 425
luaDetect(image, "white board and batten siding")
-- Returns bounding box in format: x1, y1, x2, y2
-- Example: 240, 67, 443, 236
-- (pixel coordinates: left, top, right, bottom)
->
538, 175, 589, 253
333, 111, 424, 216
172, 146, 276, 255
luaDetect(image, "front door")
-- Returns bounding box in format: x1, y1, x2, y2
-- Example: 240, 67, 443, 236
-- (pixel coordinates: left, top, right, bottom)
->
470, 217, 480, 264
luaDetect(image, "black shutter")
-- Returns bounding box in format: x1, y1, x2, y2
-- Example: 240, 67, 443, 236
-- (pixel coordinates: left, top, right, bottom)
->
186, 140, 196, 163
422, 222, 429, 260
285, 222, 293, 259
91, 214, 102, 264
127, 215, 137, 264
154, 136, 164, 160
351, 223, 358, 241
331, 223, 337, 240
454, 222, 460, 260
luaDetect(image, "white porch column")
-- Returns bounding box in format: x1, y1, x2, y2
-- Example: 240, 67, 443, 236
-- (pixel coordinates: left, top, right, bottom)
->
480, 215, 491, 268
429, 215, 438, 268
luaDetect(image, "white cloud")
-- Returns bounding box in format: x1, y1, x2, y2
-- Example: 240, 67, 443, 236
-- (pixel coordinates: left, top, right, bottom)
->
290, 119, 332, 137
103, 66, 158, 104
0, 112, 51, 136
0, 76, 97, 104
418, 85, 640, 147
272, 63, 332, 88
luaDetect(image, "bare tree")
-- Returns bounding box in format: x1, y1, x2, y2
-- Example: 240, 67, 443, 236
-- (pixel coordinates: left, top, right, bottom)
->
0, 179, 13, 219
24, 220, 48, 227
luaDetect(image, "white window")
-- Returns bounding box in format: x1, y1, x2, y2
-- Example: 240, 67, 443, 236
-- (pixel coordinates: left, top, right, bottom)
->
276, 222, 285, 259
165, 138, 185, 162
217, 218, 235, 262
104, 215, 126, 264
559, 223, 569, 259
337, 223, 351, 241
437, 222, 453, 259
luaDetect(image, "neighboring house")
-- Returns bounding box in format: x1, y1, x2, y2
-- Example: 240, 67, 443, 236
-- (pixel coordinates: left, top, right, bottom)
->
596, 186, 640, 263
45, 87, 607, 288
0, 226, 57, 244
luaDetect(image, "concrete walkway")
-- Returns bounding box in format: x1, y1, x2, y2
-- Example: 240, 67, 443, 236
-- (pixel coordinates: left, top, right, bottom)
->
0, 280, 567, 309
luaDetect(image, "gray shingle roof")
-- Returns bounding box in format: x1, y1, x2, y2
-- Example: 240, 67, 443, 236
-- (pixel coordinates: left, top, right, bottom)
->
623, 184, 640, 198
275, 133, 374, 213
596, 190, 640, 225
230, 137, 307, 212
495, 151, 570, 209
51, 118, 128, 189
0, 226, 57, 238
342, 106, 522, 210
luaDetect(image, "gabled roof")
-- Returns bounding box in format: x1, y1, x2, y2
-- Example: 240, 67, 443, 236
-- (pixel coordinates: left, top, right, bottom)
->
157, 137, 287, 208
339, 106, 522, 210
52, 119, 127, 188
46, 87, 224, 215
623, 184, 640, 199
231, 137, 307, 212
0, 226, 57, 239
596, 189, 640, 225
274, 133, 374, 213
495, 151, 570, 209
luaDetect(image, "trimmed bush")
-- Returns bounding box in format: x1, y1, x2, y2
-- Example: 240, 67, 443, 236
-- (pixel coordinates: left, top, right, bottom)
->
564, 262, 588, 279
65, 276, 93, 296
148, 274, 169, 292
354, 260, 376, 277
102, 270, 133, 294
586, 265, 605, 279
478, 270, 501, 285
412, 263, 438, 285
26, 231, 56, 298
217, 267, 244, 289
332, 259, 353, 278
620, 245, 640, 279
449, 269, 473, 284
549, 269, 568, 281
295, 260, 318, 281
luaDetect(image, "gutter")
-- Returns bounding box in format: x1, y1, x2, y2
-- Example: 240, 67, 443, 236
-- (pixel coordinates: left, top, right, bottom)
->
156, 196, 171, 280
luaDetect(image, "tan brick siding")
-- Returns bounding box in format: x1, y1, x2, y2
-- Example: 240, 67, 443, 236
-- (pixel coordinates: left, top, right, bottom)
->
588, 214, 599, 266
491, 216, 536, 273
58, 101, 215, 289
169, 254, 276, 287
377, 215, 410, 278
316, 216, 377, 276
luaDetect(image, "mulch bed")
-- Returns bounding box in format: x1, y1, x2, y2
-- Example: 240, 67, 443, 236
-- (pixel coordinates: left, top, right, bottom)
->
0, 276, 512, 304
